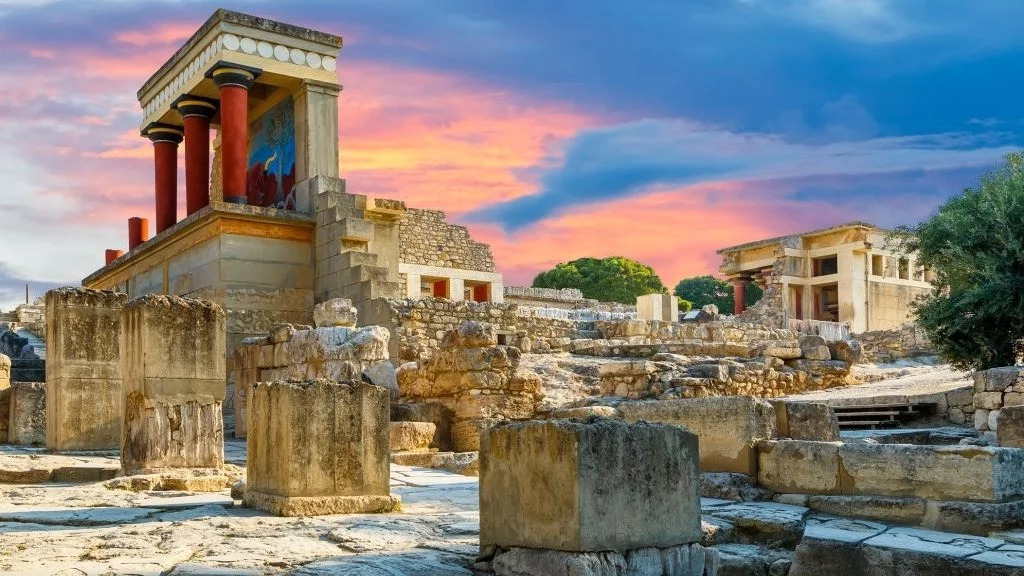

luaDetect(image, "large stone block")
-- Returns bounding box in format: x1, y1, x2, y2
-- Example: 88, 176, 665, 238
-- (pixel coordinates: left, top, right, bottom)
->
758, 440, 842, 494
839, 443, 1024, 503
480, 419, 701, 553
619, 396, 776, 475
245, 379, 399, 516
996, 405, 1024, 448
121, 295, 226, 473
45, 287, 126, 451
771, 401, 839, 441
8, 381, 45, 445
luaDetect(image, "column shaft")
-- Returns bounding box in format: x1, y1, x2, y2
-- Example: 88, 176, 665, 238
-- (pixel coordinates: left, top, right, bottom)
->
732, 280, 746, 315
183, 114, 211, 214
151, 137, 181, 234
128, 217, 149, 250
210, 66, 257, 204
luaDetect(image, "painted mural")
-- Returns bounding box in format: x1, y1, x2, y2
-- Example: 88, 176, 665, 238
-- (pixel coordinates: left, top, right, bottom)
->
247, 96, 297, 209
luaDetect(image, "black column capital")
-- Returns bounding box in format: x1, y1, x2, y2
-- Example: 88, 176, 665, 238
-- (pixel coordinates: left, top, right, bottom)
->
206, 61, 262, 90
142, 122, 184, 144
172, 95, 218, 119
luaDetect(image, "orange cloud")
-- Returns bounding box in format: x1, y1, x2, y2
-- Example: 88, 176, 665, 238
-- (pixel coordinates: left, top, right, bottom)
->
338, 62, 594, 214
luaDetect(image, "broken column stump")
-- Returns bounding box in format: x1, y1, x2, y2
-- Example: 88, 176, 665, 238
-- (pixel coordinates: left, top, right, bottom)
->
120, 295, 225, 473
480, 418, 718, 575
45, 287, 127, 451
244, 378, 400, 516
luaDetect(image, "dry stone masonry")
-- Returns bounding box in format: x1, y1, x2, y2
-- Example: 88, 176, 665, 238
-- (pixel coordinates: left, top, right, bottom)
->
120, 295, 226, 474
245, 378, 400, 516
45, 287, 126, 451
397, 322, 545, 452
399, 209, 495, 271
971, 366, 1024, 433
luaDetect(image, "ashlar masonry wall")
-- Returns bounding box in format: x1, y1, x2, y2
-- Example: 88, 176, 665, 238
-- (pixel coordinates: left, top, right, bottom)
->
399, 209, 495, 272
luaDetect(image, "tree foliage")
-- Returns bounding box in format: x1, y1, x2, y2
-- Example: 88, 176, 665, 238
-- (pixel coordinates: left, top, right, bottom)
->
532, 257, 668, 304
891, 152, 1024, 371
674, 275, 763, 312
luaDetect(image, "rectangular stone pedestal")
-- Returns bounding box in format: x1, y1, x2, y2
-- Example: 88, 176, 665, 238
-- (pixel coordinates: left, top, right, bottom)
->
480, 418, 701, 553
245, 378, 398, 516
45, 288, 127, 451
121, 295, 225, 473
9, 382, 45, 445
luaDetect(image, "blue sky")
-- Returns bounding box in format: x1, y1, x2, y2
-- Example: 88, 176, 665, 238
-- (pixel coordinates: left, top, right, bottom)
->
0, 0, 1020, 308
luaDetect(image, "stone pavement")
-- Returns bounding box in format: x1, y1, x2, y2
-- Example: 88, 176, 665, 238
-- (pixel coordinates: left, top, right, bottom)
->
2, 446, 1024, 574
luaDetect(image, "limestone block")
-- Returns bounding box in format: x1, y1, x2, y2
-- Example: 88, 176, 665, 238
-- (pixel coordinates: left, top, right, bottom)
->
806, 495, 927, 526
389, 421, 436, 452
757, 440, 842, 494
44, 287, 126, 451
361, 361, 398, 401
480, 419, 701, 553
619, 396, 776, 475
772, 401, 839, 441
976, 408, 991, 430
452, 417, 501, 452
391, 402, 454, 451
758, 345, 802, 360
975, 366, 1021, 392
996, 406, 1024, 448
1003, 392, 1024, 407
8, 381, 45, 445
989, 409, 1001, 431
827, 339, 862, 364
798, 335, 831, 361
313, 298, 358, 328
445, 321, 497, 348
838, 444, 1024, 502
975, 391, 1003, 410
245, 379, 399, 516
270, 323, 296, 344
121, 295, 226, 473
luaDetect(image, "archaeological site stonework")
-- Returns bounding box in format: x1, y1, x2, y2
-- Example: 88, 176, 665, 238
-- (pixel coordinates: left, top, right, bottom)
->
399, 209, 495, 272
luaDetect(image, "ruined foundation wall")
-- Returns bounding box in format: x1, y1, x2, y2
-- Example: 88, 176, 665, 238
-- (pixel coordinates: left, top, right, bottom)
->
738, 257, 786, 329
856, 323, 932, 363
399, 209, 495, 272
972, 366, 1024, 433
379, 298, 575, 363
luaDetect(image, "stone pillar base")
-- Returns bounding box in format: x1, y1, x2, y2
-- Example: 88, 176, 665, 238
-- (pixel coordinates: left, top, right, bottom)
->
243, 492, 401, 517
489, 543, 719, 576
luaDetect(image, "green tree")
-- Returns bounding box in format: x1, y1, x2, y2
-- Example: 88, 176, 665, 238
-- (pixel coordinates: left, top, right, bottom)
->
532, 257, 668, 304
673, 275, 763, 312
892, 152, 1024, 371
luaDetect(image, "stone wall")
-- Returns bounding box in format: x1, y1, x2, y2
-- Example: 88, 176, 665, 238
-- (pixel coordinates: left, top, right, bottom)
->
397, 322, 544, 452
856, 323, 932, 363
399, 209, 494, 272
371, 298, 576, 364
972, 366, 1024, 433
738, 257, 786, 328
231, 322, 396, 438
502, 286, 636, 315
14, 302, 45, 338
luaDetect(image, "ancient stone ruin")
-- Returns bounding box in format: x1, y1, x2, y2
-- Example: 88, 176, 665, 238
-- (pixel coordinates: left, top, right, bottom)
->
2, 8, 1024, 576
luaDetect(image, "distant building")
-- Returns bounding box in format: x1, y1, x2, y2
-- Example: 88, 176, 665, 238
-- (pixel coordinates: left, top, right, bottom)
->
717, 222, 933, 333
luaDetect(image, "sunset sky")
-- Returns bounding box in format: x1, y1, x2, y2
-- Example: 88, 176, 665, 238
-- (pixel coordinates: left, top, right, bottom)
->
1, 0, 1022, 309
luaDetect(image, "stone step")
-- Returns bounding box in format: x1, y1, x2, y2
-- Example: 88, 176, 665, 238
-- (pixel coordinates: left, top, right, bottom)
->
343, 280, 403, 303
336, 250, 380, 269
337, 265, 390, 286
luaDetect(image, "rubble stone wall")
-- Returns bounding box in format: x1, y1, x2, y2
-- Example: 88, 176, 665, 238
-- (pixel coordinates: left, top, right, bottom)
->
856, 323, 933, 363
399, 209, 495, 272
377, 298, 575, 363
738, 257, 787, 328
972, 366, 1024, 432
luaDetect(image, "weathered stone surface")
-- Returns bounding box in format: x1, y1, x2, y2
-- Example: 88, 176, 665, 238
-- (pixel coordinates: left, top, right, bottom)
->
839, 443, 1024, 502
715, 543, 792, 576
490, 543, 715, 576
245, 379, 399, 516
772, 401, 839, 441
619, 396, 776, 475
547, 406, 621, 420
799, 335, 831, 361
700, 472, 773, 502
389, 421, 436, 452
807, 495, 927, 525
827, 339, 862, 364
923, 499, 1024, 536
362, 361, 398, 401
8, 381, 45, 445
0, 353, 9, 389
121, 295, 225, 473
996, 405, 1024, 448
446, 321, 498, 349
313, 298, 357, 328
480, 419, 701, 553
45, 287, 126, 451
758, 440, 841, 494
392, 401, 454, 451
707, 501, 808, 548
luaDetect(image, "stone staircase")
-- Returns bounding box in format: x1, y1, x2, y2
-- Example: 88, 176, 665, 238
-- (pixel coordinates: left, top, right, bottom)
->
312, 177, 405, 314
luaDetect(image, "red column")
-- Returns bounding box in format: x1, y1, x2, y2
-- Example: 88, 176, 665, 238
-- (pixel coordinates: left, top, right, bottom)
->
732, 278, 746, 315
105, 249, 123, 265
174, 97, 217, 215
210, 66, 257, 204
144, 125, 183, 234
128, 217, 149, 250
